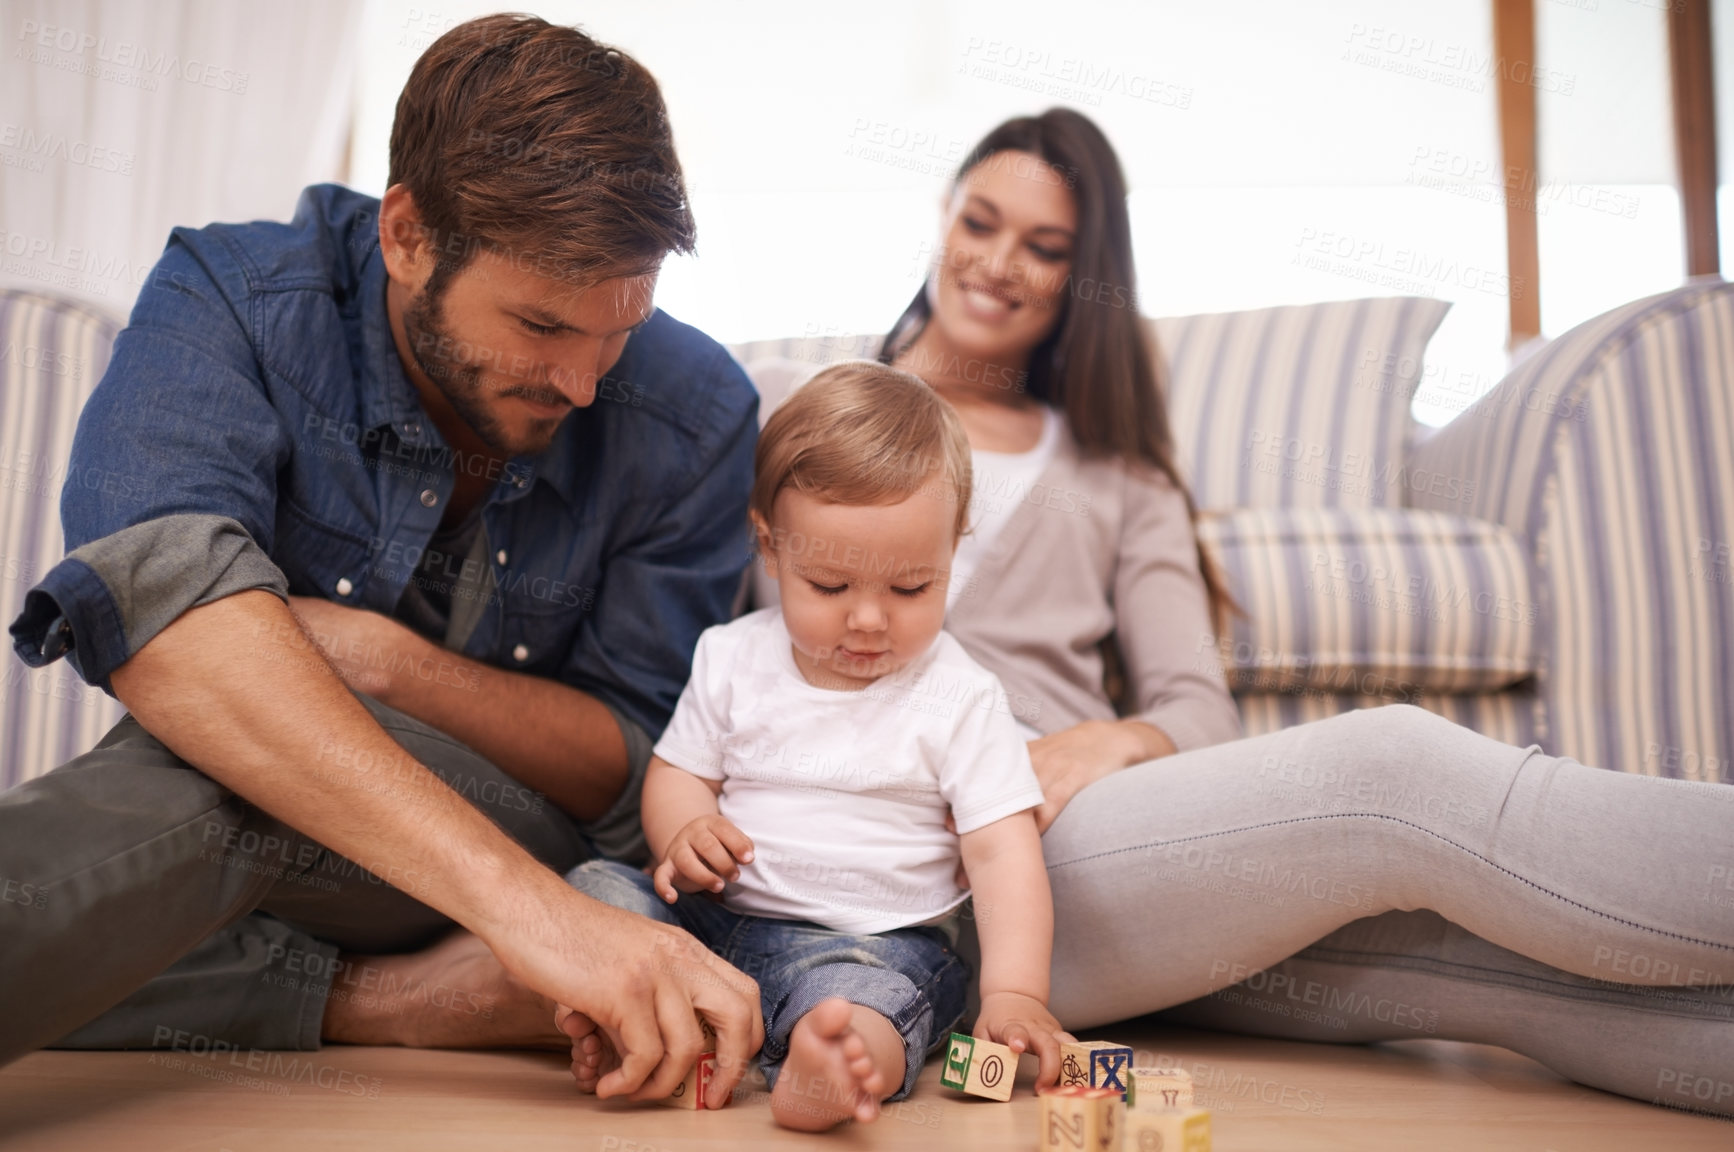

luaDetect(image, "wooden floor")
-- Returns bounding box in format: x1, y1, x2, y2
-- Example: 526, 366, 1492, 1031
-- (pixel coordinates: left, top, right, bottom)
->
2, 1023, 1728, 1150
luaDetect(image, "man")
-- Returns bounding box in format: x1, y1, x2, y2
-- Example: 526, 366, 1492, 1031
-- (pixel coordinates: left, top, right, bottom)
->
1, 14, 762, 1104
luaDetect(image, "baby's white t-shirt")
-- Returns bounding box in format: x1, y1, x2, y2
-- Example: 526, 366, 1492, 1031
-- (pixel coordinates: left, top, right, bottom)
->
652, 607, 1045, 935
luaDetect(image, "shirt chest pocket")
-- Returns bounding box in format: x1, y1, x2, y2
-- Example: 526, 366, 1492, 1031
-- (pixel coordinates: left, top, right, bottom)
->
272, 495, 374, 604
493, 555, 597, 671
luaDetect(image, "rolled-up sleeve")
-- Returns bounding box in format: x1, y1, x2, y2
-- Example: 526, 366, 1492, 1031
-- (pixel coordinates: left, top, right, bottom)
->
7, 238, 291, 690
1113, 468, 1243, 753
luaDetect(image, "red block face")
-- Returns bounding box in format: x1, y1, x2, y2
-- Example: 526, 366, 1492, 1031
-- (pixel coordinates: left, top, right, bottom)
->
663, 1052, 731, 1110
695, 1053, 731, 1109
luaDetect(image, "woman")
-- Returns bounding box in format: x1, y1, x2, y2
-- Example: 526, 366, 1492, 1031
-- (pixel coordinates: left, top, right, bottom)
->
866, 107, 1732, 1115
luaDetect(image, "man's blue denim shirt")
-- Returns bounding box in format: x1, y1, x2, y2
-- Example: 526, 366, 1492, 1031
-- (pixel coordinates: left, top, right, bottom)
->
10, 183, 758, 752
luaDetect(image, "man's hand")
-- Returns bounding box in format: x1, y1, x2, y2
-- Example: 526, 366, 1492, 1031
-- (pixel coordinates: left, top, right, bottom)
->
974, 990, 1073, 1088
652, 814, 754, 902
114, 590, 757, 1103
1027, 719, 1176, 833
288, 595, 425, 703
488, 874, 763, 1104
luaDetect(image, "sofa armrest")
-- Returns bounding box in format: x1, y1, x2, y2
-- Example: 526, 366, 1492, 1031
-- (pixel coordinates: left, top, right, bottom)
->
1199, 507, 1538, 697
1405, 278, 1734, 780
0, 289, 130, 790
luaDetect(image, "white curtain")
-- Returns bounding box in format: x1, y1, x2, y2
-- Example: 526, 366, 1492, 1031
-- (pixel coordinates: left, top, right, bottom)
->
0, 0, 359, 321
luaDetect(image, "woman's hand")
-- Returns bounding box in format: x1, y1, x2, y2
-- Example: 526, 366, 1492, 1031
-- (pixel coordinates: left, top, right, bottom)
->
1027, 719, 1176, 833
974, 991, 1074, 1088
652, 814, 755, 902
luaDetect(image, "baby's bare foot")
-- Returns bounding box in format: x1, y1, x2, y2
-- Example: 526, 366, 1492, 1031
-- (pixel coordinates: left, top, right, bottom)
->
770, 998, 899, 1130
559, 1006, 618, 1094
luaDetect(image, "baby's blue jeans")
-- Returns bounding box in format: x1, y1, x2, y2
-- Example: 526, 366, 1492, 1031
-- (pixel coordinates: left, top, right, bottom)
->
567, 859, 970, 1101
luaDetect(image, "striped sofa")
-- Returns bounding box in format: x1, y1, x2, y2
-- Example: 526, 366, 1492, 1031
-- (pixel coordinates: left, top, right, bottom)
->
731, 281, 1733, 782
2, 283, 1729, 788
0, 290, 129, 790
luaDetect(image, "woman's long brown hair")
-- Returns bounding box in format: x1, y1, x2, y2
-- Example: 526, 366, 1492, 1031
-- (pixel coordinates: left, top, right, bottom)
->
880, 107, 1236, 634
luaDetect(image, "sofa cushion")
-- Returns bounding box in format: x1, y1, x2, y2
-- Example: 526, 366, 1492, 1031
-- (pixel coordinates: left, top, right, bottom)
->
1152, 297, 1450, 512
0, 290, 129, 790
1198, 506, 1538, 695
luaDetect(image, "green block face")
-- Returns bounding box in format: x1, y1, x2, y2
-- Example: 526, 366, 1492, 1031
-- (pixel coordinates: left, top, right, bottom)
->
940, 1033, 974, 1090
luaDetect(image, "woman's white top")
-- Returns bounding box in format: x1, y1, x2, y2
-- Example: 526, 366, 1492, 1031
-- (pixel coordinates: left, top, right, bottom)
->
947, 404, 1064, 612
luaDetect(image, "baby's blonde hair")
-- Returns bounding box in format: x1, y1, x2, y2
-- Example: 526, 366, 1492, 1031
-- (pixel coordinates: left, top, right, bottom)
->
752, 361, 972, 539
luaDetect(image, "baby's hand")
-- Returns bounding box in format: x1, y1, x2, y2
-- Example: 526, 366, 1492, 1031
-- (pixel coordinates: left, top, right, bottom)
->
652, 815, 755, 902
975, 991, 1074, 1089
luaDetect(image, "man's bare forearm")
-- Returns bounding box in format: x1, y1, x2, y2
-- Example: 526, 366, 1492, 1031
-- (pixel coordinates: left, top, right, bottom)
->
287, 597, 630, 822
110, 589, 766, 1099
375, 631, 629, 822
111, 589, 560, 939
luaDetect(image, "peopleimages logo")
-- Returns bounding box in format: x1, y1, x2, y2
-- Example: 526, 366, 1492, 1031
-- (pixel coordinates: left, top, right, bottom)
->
0, 124, 133, 174
16, 20, 250, 93
0, 229, 153, 290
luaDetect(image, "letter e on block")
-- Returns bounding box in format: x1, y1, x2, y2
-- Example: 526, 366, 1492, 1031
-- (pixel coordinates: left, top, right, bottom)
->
939, 1031, 1015, 1101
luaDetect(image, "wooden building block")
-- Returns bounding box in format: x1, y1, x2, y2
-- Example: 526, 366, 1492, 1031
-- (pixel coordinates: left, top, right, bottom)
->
1128, 1065, 1194, 1111
657, 1051, 719, 1109
1058, 1040, 1135, 1097
655, 1015, 730, 1109
1124, 1105, 1211, 1152
939, 1032, 1016, 1101
1037, 1085, 1123, 1150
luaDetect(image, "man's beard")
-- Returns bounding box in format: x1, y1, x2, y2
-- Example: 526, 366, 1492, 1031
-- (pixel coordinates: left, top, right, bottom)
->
401, 274, 565, 459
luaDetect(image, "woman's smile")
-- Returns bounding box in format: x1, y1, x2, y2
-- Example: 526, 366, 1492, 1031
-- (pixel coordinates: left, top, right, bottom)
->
957, 278, 1022, 321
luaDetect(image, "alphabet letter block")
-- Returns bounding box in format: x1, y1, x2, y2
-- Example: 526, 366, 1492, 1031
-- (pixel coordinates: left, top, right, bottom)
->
1037, 1085, 1123, 1150
656, 1016, 730, 1109
939, 1032, 1015, 1101
658, 1052, 719, 1109
1058, 1039, 1135, 1097
1124, 1105, 1211, 1151
1128, 1065, 1194, 1111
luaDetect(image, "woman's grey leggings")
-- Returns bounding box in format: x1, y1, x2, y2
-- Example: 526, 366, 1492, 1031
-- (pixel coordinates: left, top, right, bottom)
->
1036, 705, 1734, 1117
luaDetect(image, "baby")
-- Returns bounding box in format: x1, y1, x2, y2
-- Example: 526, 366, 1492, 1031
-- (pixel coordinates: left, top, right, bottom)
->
566, 360, 1068, 1130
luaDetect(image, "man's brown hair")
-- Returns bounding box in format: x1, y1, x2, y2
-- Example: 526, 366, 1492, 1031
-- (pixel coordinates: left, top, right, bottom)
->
752, 362, 973, 540
388, 13, 695, 286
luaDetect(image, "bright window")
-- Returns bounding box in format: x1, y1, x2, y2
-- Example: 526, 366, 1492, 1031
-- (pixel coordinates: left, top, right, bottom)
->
352, 0, 1704, 428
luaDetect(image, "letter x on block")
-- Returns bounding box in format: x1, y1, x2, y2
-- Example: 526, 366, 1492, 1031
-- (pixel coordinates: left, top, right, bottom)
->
1060, 1040, 1134, 1099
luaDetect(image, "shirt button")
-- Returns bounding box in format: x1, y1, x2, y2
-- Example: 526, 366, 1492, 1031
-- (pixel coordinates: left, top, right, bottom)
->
403, 421, 421, 440
419, 489, 438, 507
335, 577, 354, 597
496, 549, 508, 566
512, 644, 530, 663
